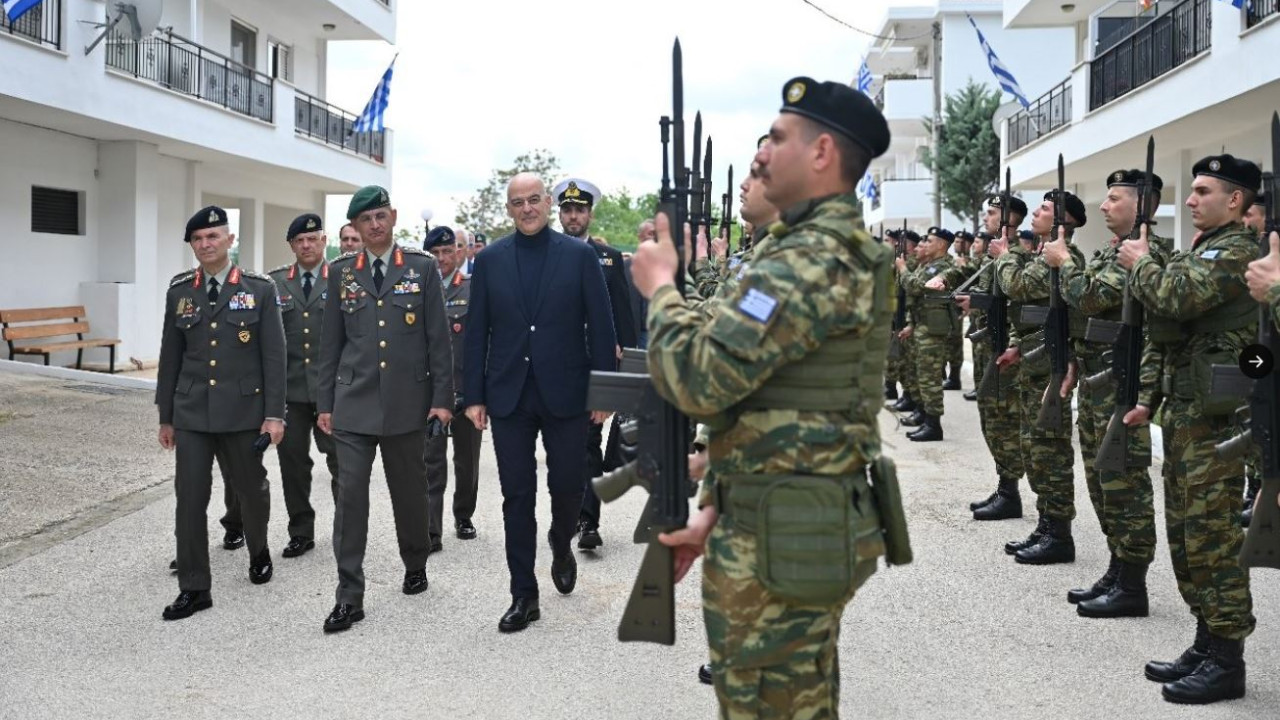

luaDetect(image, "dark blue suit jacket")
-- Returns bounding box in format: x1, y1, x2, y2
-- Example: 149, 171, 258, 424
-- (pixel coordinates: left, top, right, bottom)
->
464, 229, 618, 419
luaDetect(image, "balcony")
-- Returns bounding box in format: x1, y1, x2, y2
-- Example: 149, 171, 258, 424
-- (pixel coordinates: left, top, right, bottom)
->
881, 78, 933, 137
1248, 0, 1280, 27
878, 178, 934, 220
294, 91, 386, 164
1007, 80, 1072, 154
105, 29, 273, 123
1, 0, 60, 50
1089, 0, 1211, 111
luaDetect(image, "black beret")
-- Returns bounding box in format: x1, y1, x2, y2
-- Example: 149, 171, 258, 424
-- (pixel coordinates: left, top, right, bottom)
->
927, 226, 955, 244
988, 194, 1029, 218
976, 231, 993, 241
424, 226, 456, 251
954, 230, 974, 242
287, 213, 323, 241
1106, 169, 1165, 194
1018, 229, 1036, 243
185, 205, 228, 243
902, 230, 922, 244
1043, 190, 1088, 228
473, 232, 488, 245
1193, 154, 1262, 192
779, 76, 890, 159
884, 228, 901, 239
347, 185, 391, 220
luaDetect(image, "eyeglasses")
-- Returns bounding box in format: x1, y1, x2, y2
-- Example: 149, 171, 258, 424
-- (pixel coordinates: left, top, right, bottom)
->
508, 195, 544, 209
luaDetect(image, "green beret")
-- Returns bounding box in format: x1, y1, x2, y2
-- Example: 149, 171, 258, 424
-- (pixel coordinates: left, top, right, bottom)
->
347, 185, 391, 220
779, 76, 890, 158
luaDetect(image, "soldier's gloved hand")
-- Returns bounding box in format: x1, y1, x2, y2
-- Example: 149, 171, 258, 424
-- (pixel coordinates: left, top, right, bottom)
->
158, 424, 176, 450
1123, 404, 1152, 427
317, 413, 333, 436
1245, 231, 1280, 302
658, 505, 718, 583
262, 419, 284, 445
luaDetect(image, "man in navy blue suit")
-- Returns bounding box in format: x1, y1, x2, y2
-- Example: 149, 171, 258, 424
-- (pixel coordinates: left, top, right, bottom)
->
463, 172, 617, 633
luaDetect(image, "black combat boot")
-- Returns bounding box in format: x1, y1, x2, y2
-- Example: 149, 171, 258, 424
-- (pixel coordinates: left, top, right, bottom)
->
942, 363, 961, 390
884, 379, 899, 401
1242, 473, 1260, 528
901, 409, 926, 427
969, 486, 999, 512
1003, 514, 1046, 554
1077, 561, 1149, 618
1067, 555, 1120, 604
1015, 517, 1075, 565
963, 389, 978, 401
908, 414, 943, 442
1161, 634, 1246, 704
890, 393, 916, 413
1146, 618, 1210, 683
975, 478, 1022, 521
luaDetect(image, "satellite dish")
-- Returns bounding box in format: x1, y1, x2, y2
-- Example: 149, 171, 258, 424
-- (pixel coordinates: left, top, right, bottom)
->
84, 0, 164, 56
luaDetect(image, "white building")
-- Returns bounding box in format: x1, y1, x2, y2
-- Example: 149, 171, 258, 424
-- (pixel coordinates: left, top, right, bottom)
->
0, 0, 395, 368
861, 0, 1074, 233
1001, 0, 1280, 253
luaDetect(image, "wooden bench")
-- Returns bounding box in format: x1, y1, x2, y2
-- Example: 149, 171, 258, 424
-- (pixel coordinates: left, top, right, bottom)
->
1, 306, 121, 373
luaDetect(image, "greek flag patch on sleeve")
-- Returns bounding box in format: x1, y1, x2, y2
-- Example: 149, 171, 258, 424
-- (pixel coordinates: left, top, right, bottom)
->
737, 288, 779, 324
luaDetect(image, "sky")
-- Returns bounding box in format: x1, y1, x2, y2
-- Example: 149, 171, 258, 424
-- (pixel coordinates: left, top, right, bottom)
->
323, 0, 935, 236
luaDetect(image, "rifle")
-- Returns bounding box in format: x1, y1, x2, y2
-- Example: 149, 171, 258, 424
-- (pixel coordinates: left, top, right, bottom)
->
1084, 135, 1156, 473
586, 39, 692, 643
1022, 154, 1070, 431
973, 168, 1013, 400
702, 136, 714, 236
720, 164, 734, 255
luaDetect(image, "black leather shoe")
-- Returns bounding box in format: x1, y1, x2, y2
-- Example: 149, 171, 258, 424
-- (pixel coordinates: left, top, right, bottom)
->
1015, 518, 1075, 565
1004, 516, 1047, 554
901, 410, 926, 427
552, 551, 578, 594
403, 568, 429, 595
963, 389, 978, 401
249, 548, 273, 585
698, 663, 713, 685
162, 590, 212, 620
1068, 556, 1119, 604
456, 519, 477, 540
1162, 636, 1246, 704
169, 559, 177, 572
578, 527, 603, 550
281, 536, 315, 558
974, 491, 1022, 521
499, 597, 540, 633
1078, 561, 1149, 618
428, 538, 443, 555
323, 603, 365, 633
222, 529, 245, 550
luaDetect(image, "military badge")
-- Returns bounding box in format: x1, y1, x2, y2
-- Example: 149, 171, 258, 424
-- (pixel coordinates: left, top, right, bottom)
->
277, 294, 292, 306
404, 268, 421, 281
566, 183, 581, 199
393, 282, 421, 295
599, 257, 613, 267
208, 209, 219, 224
405, 312, 417, 326
238, 330, 251, 343
228, 292, 256, 311
306, 217, 317, 230
786, 81, 806, 104
1113, 171, 1125, 184
452, 322, 463, 333
1209, 159, 1221, 172
176, 297, 196, 317
738, 287, 779, 324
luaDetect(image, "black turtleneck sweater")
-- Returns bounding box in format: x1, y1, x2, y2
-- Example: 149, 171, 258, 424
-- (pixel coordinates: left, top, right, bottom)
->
513, 226, 550, 312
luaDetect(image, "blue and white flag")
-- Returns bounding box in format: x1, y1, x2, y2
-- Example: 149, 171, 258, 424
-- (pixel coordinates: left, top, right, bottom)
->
855, 57, 876, 202
966, 13, 1031, 109
857, 173, 879, 202
3, 0, 41, 22
1219, 0, 1246, 8
856, 58, 873, 96
351, 56, 397, 134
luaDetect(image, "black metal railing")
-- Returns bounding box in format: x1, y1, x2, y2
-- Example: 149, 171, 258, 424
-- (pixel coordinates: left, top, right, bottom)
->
1248, 0, 1279, 28
1008, 80, 1072, 153
294, 91, 386, 163
105, 29, 274, 123
1, 0, 60, 49
1090, 0, 1211, 111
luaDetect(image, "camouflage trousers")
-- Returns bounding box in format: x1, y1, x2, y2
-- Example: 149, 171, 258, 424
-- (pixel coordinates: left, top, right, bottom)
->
1074, 355, 1156, 565
703, 522, 876, 719
1018, 367, 1075, 521
947, 330, 964, 370
900, 334, 919, 401
1161, 399, 1255, 640
976, 354, 1024, 483
971, 335, 986, 389
913, 333, 950, 416
884, 333, 903, 385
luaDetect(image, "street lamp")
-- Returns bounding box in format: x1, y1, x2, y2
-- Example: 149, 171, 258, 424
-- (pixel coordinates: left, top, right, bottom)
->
420, 208, 434, 233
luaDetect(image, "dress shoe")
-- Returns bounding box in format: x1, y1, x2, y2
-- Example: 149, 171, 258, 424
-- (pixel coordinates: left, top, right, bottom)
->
323, 603, 365, 633
428, 538, 443, 555
249, 548, 273, 585
698, 663, 713, 685
222, 529, 245, 550
1014, 518, 1075, 565
900, 409, 926, 427
403, 568, 429, 595
162, 590, 212, 621
552, 551, 578, 594
889, 394, 916, 413
1068, 555, 1119, 604
1004, 516, 1047, 554
1078, 561, 1149, 618
578, 526, 603, 550
883, 380, 899, 400
1146, 619, 1211, 683
907, 414, 943, 441
499, 597, 541, 633
963, 389, 978, 402
281, 536, 315, 558
456, 519, 477, 540
1162, 635, 1246, 704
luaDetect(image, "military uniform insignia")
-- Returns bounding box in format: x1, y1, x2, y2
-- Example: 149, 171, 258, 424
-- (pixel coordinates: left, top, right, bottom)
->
355, 253, 367, 271
393, 248, 405, 267
446, 299, 468, 307
228, 292, 257, 310
1209, 159, 1221, 172
452, 322, 463, 333
735, 263, 751, 280
277, 294, 292, 306
175, 297, 196, 317
208, 209, 219, 224
1200, 249, 1221, 260
393, 281, 421, 295
405, 268, 421, 280
738, 287, 779, 324
786, 81, 806, 104
1112, 171, 1125, 184
566, 183, 581, 199
238, 330, 251, 343
305, 217, 317, 230
599, 257, 613, 267
405, 312, 417, 326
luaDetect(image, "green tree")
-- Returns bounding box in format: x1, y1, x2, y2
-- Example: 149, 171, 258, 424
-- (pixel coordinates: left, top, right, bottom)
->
581, 189, 659, 252
454, 150, 561, 238
920, 80, 1002, 232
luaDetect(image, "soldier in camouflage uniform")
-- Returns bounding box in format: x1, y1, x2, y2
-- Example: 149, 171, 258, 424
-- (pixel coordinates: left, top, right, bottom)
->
637, 77, 898, 719
897, 227, 965, 441
944, 230, 972, 391
887, 231, 922, 414
961, 232, 988, 403
1043, 170, 1166, 617
1240, 195, 1268, 527
1118, 155, 1260, 705
995, 193, 1086, 564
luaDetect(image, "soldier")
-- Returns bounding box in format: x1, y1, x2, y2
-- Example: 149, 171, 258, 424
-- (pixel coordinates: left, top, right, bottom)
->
887, 230, 922, 411
1043, 170, 1166, 616
1118, 155, 1259, 704
156, 205, 286, 620
944, 230, 972, 391
637, 76, 897, 716
315, 185, 455, 633
897, 227, 965, 441
422, 226, 483, 552
1240, 193, 1267, 527
961, 231, 990, 403
338, 223, 364, 255
267, 213, 341, 559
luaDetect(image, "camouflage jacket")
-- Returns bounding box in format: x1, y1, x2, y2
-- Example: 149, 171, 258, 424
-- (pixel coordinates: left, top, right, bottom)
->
646, 193, 886, 506
900, 253, 964, 331
1269, 282, 1280, 328
994, 243, 1035, 347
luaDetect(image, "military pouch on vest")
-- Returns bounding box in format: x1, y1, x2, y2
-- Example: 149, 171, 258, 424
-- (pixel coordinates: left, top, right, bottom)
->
869, 455, 912, 566
922, 303, 958, 336
1191, 350, 1242, 416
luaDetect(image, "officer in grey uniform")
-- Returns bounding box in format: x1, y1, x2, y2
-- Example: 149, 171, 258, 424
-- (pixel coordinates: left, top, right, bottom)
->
157, 205, 286, 621
316, 186, 455, 633
268, 213, 341, 559
422, 225, 483, 551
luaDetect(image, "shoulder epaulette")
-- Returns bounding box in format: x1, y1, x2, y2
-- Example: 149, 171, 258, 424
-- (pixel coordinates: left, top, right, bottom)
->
169, 269, 197, 288
268, 263, 292, 275
401, 246, 428, 256
241, 269, 272, 282
332, 251, 359, 263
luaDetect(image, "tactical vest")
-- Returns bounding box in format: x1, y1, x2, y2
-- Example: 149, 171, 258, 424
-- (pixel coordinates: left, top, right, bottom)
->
1148, 290, 1257, 345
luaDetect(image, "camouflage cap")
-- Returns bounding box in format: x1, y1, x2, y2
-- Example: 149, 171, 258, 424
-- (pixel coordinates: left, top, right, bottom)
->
347, 185, 391, 220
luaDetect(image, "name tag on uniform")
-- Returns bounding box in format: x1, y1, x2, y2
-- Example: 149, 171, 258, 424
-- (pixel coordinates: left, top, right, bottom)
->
228, 292, 256, 310
393, 281, 421, 295
446, 299, 468, 307
1199, 250, 1221, 260
738, 288, 779, 324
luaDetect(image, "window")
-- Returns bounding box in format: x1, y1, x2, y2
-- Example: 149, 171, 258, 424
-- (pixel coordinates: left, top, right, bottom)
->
230, 20, 256, 69
31, 186, 84, 235
268, 39, 292, 82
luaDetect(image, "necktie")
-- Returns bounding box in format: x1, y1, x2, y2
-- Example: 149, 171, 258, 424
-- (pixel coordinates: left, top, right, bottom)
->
207, 278, 220, 305
302, 271, 314, 299
373, 258, 385, 292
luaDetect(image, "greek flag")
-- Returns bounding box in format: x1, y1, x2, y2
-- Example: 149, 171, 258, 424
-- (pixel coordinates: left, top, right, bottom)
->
855, 58, 876, 203
352, 56, 397, 134
966, 14, 1030, 109
1220, 0, 1245, 7
3, 0, 41, 22
856, 58, 873, 95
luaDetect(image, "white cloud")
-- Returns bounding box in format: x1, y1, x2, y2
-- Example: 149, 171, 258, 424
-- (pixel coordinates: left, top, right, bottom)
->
326, 0, 931, 234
